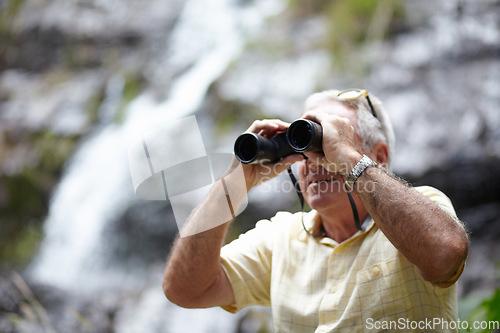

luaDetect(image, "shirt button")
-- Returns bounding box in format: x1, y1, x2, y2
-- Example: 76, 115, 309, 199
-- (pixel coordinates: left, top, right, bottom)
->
371, 266, 380, 277
329, 286, 336, 293
318, 325, 328, 332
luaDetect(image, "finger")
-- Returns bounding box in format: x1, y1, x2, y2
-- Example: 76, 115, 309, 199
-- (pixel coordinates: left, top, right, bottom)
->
247, 119, 290, 136
303, 151, 324, 162
275, 154, 304, 173
304, 152, 337, 173
302, 111, 325, 124
267, 119, 290, 128
303, 111, 350, 127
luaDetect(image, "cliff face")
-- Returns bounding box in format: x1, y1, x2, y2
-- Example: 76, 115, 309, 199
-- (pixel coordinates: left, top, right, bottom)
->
0, 0, 499, 331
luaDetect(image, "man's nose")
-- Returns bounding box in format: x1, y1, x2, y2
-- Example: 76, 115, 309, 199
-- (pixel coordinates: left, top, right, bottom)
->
306, 158, 319, 173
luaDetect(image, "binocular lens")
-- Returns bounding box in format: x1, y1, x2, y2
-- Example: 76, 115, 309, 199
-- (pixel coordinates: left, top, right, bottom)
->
234, 133, 259, 163
287, 119, 322, 152
288, 121, 313, 150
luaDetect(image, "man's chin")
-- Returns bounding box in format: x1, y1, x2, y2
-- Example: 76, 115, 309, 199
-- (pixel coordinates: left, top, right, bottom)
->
307, 180, 343, 195
306, 190, 344, 210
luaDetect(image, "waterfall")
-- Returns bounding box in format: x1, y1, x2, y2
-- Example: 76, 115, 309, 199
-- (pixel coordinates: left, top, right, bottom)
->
9, 0, 499, 331
27, 0, 285, 331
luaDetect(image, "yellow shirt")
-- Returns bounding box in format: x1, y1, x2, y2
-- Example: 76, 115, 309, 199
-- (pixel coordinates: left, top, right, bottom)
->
220, 186, 465, 332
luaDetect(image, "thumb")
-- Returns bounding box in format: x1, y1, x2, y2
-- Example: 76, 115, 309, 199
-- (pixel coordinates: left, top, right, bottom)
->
274, 154, 304, 174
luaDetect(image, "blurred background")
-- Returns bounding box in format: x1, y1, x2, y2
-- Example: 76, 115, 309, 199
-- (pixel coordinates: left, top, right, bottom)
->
1, 0, 499, 332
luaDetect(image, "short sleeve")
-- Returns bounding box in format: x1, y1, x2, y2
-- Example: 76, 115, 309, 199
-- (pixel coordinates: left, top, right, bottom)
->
219, 218, 276, 313
415, 186, 458, 219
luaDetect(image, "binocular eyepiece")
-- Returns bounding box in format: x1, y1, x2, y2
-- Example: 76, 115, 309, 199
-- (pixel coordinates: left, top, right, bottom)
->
234, 119, 323, 164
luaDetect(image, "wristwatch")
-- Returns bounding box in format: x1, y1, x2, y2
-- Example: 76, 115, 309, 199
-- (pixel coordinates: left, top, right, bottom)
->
346, 155, 376, 189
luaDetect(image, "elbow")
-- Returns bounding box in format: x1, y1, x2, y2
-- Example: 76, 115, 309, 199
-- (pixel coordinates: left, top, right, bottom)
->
162, 277, 199, 308
162, 276, 180, 306
420, 231, 469, 284
163, 270, 215, 309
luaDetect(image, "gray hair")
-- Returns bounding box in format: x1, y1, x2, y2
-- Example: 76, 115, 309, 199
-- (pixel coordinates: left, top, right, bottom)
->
304, 89, 395, 167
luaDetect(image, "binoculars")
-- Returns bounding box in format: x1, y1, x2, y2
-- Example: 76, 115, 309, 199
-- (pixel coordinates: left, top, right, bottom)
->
234, 119, 323, 164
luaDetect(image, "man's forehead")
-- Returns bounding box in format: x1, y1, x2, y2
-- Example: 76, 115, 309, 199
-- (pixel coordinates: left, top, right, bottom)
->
303, 101, 358, 123
303, 99, 356, 114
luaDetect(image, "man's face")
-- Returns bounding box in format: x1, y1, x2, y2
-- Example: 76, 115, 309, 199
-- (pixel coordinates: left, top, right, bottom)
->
297, 100, 360, 211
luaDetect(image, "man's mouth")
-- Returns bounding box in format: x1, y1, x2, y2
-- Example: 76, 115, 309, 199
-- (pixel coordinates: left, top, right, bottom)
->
309, 178, 335, 185
307, 176, 340, 189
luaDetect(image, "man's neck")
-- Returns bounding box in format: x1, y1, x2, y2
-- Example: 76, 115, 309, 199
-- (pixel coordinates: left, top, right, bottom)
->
316, 200, 369, 243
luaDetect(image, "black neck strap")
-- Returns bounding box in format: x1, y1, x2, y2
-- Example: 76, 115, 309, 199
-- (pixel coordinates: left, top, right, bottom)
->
287, 167, 364, 237
341, 174, 363, 231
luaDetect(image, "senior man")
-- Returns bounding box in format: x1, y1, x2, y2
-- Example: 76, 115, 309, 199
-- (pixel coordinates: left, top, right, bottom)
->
163, 89, 469, 332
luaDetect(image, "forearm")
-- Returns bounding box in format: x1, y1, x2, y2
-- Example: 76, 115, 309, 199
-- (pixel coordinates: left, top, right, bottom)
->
163, 170, 247, 307
355, 166, 468, 283
163, 218, 231, 307
162, 118, 302, 307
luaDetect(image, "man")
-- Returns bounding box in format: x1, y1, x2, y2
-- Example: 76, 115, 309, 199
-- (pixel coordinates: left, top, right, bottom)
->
163, 89, 468, 332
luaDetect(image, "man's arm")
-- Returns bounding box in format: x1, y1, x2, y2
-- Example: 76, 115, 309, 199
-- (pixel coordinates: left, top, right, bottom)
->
162, 180, 238, 308
162, 120, 302, 308
355, 165, 468, 284
304, 111, 468, 285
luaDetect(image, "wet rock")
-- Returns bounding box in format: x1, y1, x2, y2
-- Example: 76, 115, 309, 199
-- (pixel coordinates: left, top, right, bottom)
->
0, 0, 498, 331
0, 271, 121, 333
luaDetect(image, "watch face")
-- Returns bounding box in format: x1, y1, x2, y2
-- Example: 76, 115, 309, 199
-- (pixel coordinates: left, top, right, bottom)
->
347, 155, 375, 188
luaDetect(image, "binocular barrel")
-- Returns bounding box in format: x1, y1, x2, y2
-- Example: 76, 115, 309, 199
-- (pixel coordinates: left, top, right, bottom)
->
234, 131, 295, 164
286, 119, 322, 152
234, 119, 323, 164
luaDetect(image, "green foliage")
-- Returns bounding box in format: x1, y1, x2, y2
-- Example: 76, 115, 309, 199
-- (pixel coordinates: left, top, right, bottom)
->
481, 289, 500, 325
0, 0, 28, 33
323, 0, 405, 66
86, 86, 106, 125
286, 0, 405, 71
32, 130, 79, 176
210, 94, 268, 139
0, 0, 28, 67
0, 272, 57, 332
0, 173, 45, 267
86, 73, 142, 125
115, 72, 142, 123
464, 288, 500, 333
0, 130, 80, 268
286, 0, 330, 18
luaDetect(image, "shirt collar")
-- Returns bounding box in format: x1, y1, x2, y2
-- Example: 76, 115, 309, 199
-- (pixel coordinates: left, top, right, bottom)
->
297, 210, 375, 245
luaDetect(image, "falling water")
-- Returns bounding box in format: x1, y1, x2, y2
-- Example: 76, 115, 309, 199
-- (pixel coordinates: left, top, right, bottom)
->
22, 0, 500, 331
27, 0, 285, 331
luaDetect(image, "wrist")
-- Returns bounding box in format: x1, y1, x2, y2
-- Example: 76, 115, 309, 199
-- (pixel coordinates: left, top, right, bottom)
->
339, 150, 364, 176
346, 154, 377, 189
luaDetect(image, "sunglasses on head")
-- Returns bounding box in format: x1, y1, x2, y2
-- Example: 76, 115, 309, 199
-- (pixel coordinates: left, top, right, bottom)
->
336, 89, 377, 119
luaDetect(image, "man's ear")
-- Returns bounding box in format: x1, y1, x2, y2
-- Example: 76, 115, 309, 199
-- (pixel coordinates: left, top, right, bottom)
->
371, 142, 389, 166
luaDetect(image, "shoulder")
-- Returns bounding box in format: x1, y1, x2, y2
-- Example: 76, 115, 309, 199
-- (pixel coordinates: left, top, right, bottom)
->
270, 211, 303, 227
414, 185, 457, 218
243, 211, 301, 232
253, 211, 304, 241
223, 211, 302, 250
414, 185, 448, 197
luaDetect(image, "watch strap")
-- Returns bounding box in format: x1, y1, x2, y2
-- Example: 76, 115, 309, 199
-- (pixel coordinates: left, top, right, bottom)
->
346, 155, 376, 189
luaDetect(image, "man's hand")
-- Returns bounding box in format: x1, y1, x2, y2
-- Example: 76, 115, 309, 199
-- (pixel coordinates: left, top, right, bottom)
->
302, 108, 468, 285
237, 119, 303, 191
302, 111, 363, 175
163, 118, 302, 309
